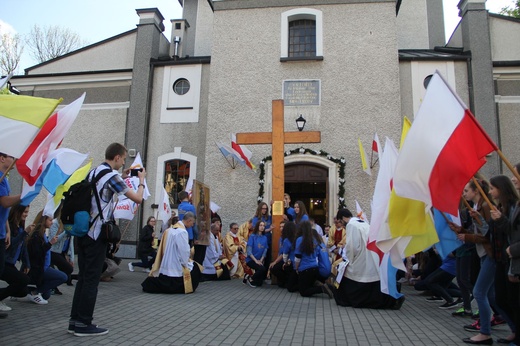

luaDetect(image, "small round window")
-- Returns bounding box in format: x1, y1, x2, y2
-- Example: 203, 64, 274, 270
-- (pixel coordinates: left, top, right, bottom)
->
173, 78, 190, 95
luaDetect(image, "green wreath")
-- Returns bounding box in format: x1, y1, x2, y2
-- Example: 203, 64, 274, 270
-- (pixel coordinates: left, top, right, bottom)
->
257, 147, 346, 209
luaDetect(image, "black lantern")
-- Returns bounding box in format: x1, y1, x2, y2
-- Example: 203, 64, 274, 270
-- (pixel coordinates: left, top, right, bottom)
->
295, 114, 306, 131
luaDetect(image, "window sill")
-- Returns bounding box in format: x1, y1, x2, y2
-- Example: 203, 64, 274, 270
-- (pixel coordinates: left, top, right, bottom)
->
280, 56, 324, 62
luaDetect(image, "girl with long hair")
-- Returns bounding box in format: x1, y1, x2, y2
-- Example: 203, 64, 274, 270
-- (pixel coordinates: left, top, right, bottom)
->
129, 216, 157, 272
293, 200, 309, 225
487, 175, 519, 345
27, 211, 67, 304
270, 221, 296, 289
253, 202, 273, 268
294, 221, 332, 298
245, 221, 268, 287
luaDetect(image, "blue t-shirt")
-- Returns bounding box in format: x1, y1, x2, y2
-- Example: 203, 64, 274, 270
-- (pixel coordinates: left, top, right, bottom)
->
295, 214, 309, 224
285, 207, 296, 222
294, 236, 319, 271
44, 235, 51, 270
178, 201, 196, 240
246, 233, 268, 264
0, 171, 11, 239
252, 215, 272, 230
282, 238, 295, 265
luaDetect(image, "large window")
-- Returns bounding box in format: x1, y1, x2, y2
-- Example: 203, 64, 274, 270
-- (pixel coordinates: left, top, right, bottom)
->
288, 19, 316, 57
164, 159, 191, 206
281, 8, 323, 61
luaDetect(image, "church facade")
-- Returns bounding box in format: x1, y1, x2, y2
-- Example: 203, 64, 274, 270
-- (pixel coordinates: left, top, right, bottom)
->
10, 0, 520, 256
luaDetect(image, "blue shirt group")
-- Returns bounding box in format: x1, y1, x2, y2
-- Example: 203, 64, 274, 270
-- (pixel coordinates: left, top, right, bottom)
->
246, 233, 268, 264
294, 236, 319, 271
282, 238, 296, 266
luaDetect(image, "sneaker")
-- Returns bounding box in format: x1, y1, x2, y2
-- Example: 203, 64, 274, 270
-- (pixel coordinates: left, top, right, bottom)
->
472, 310, 480, 320
143, 268, 151, 273
0, 301, 12, 311
68, 321, 76, 334
491, 315, 506, 327
128, 263, 134, 272
247, 278, 257, 288
322, 284, 334, 299
426, 296, 443, 302
26, 293, 48, 305
74, 324, 109, 337
242, 274, 250, 285
464, 320, 480, 332
439, 300, 460, 309
69, 321, 97, 334
452, 307, 472, 317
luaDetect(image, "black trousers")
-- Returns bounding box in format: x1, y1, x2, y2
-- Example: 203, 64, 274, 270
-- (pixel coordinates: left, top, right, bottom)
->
141, 264, 201, 294
70, 235, 108, 325
0, 263, 30, 301
298, 267, 323, 297
51, 252, 73, 284
247, 261, 267, 286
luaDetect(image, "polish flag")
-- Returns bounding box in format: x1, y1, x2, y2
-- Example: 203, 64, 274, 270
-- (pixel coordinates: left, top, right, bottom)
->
231, 133, 256, 171
17, 93, 85, 186
393, 72, 496, 215
372, 132, 382, 162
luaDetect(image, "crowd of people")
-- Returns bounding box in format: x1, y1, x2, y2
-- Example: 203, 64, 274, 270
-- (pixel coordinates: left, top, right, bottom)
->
1, 144, 520, 345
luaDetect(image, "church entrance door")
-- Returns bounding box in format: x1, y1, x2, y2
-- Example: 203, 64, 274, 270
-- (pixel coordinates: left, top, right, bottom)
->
285, 163, 328, 228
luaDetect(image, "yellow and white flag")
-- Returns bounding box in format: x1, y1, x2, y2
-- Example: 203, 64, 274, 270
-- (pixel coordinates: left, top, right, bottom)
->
358, 138, 371, 175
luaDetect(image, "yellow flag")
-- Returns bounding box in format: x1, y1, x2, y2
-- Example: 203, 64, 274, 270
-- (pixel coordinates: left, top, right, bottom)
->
399, 116, 412, 150
387, 190, 438, 256
358, 139, 371, 175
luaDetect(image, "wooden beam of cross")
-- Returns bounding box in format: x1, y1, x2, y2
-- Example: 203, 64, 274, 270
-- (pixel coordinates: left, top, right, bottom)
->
236, 99, 321, 259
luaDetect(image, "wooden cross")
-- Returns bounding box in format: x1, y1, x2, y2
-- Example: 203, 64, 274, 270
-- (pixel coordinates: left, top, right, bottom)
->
236, 99, 321, 258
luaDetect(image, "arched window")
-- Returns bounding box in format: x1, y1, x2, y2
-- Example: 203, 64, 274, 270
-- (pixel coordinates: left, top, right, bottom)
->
164, 159, 191, 206
281, 8, 323, 61
288, 19, 316, 57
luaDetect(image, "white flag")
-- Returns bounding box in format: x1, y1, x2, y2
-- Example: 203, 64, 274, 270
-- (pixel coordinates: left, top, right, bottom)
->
157, 186, 172, 224
113, 152, 150, 220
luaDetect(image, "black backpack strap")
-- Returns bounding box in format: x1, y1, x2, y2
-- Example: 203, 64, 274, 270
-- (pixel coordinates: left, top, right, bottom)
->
90, 168, 114, 227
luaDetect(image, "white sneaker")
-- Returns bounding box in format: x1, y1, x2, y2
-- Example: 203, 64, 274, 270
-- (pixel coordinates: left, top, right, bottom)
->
0, 301, 12, 311
128, 263, 134, 272
27, 293, 48, 305
143, 268, 151, 273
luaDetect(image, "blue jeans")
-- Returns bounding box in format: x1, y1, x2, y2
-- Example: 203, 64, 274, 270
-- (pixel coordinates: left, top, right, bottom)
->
39, 267, 68, 300
473, 256, 497, 335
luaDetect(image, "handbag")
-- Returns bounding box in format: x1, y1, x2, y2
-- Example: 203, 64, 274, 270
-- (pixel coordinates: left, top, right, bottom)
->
101, 220, 121, 243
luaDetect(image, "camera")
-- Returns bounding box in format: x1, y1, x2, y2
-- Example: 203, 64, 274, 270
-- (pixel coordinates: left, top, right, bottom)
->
130, 168, 143, 177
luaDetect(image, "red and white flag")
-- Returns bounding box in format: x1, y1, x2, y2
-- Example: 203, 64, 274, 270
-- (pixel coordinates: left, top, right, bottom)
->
16, 93, 85, 186
393, 72, 497, 215
372, 132, 382, 163
231, 133, 256, 171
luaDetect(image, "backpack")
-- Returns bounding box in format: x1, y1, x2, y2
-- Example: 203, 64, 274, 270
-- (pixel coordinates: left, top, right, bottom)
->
61, 168, 112, 237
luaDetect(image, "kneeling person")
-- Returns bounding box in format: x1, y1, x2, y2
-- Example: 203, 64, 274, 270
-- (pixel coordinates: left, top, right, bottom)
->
141, 212, 201, 294
201, 224, 231, 281
331, 209, 405, 310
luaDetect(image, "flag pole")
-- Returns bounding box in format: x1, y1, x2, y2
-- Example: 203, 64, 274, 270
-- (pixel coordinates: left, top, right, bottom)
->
471, 177, 497, 212
0, 158, 17, 184
461, 197, 482, 226
495, 148, 520, 185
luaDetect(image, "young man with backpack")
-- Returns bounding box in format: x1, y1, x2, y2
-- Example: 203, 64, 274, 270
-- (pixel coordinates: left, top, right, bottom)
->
69, 143, 146, 337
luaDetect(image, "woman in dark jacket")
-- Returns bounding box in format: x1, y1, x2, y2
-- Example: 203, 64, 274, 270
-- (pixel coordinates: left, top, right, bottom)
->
128, 216, 157, 272
26, 211, 67, 304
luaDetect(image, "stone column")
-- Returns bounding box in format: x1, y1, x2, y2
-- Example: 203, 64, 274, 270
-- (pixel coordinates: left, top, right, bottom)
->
458, 0, 500, 176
